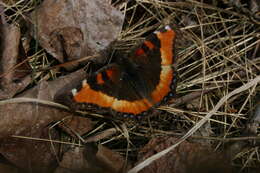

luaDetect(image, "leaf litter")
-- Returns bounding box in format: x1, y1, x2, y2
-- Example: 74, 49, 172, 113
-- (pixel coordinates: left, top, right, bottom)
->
0, 0, 260, 173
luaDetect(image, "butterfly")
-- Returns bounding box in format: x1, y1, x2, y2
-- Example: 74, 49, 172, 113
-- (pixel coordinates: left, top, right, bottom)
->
56, 25, 177, 118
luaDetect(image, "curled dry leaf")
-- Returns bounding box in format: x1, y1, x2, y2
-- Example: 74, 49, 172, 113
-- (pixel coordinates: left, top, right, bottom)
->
84, 128, 118, 143
0, 20, 31, 99
55, 144, 129, 173
94, 144, 131, 172
137, 137, 232, 173
28, 0, 124, 69
0, 24, 20, 84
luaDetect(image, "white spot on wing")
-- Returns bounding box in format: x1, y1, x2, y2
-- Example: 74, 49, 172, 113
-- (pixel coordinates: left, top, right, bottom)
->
82, 79, 87, 87
71, 88, 77, 96
165, 25, 171, 30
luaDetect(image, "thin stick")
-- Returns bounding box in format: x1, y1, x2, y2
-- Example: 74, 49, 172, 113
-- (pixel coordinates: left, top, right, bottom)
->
0, 97, 68, 110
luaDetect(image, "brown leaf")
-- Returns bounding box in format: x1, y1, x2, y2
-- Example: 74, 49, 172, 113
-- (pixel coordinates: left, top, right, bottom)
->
94, 144, 130, 172
55, 144, 129, 173
55, 147, 88, 173
0, 18, 31, 99
28, 0, 124, 69
0, 70, 85, 138
0, 24, 20, 84
58, 116, 93, 137
0, 129, 59, 173
0, 70, 87, 171
137, 137, 232, 173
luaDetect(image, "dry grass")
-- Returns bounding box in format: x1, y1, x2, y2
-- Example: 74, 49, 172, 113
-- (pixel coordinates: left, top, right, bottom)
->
114, 1, 260, 172
1, 0, 260, 172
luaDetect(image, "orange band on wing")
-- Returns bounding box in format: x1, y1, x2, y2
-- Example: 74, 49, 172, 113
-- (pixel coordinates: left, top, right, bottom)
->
74, 85, 114, 107
105, 68, 119, 82
156, 29, 176, 65
144, 41, 155, 49
73, 85, 153, 115
135, 48, 145, 56
96, 73, 105, 84
106, 69, 114, 79
151, 66, 173, 102
112, 99, 152, 114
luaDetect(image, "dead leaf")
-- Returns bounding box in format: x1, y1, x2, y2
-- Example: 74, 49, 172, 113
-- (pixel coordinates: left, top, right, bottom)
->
84, 128, 118, 143
55, 147, 88, 173
55, 144, 129, 173
0, 16, 31, 99
0, 129, 59, 173
28, 0, 124, 69
95, 144, 130, 172
137, 137, 232, 173
0, 24, 20, 84
0, 69, 85, 138
0, 70, 88, 171
58, 116, 93, 137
